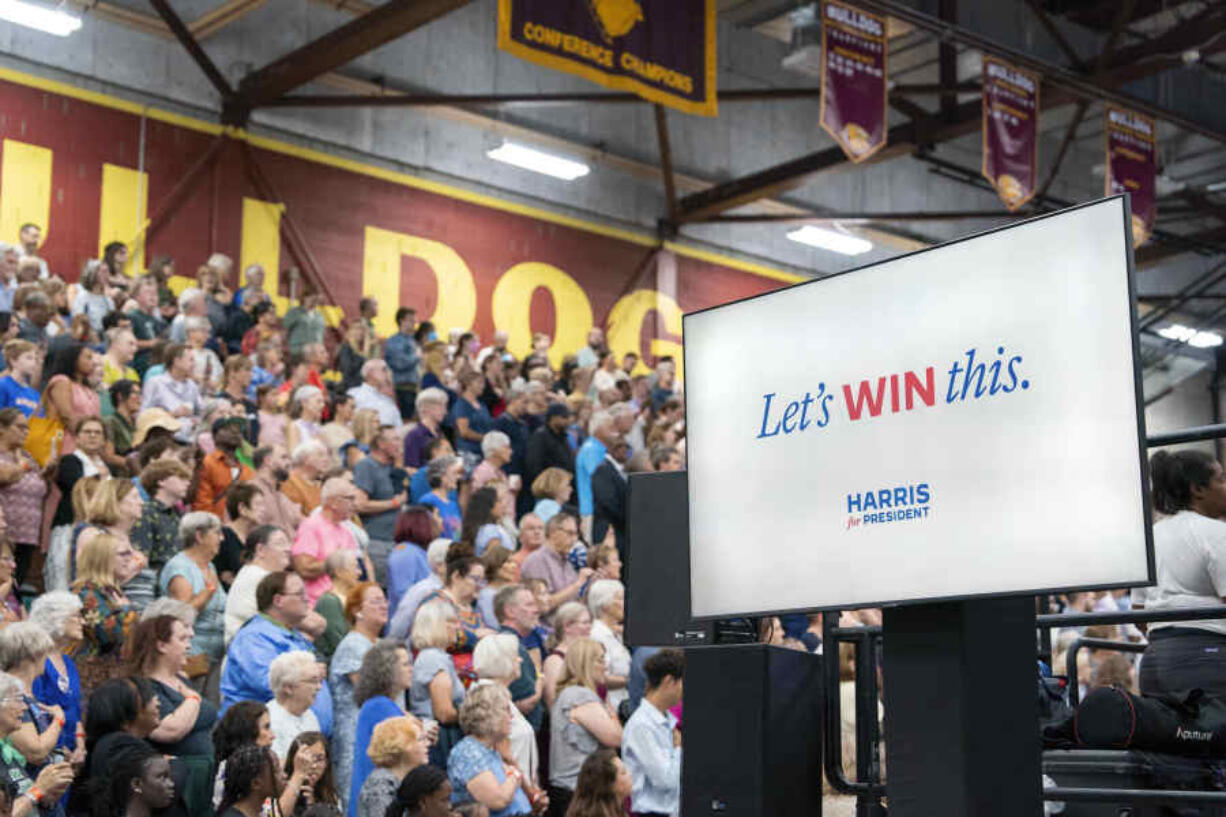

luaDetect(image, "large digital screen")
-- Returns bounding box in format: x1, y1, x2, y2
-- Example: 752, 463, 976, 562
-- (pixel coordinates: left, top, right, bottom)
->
684, 197, 1153, 617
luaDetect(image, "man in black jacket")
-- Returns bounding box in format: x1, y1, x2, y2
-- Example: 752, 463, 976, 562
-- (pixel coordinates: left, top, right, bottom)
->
592, 438, 629, 557
525, 403, 575, 493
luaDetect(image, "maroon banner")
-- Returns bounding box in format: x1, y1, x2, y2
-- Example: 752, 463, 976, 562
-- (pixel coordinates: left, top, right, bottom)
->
497, 0, 717, 116
1105, 106, 1158, 247
981, 56, 1040, 211
820, 0, 888, 163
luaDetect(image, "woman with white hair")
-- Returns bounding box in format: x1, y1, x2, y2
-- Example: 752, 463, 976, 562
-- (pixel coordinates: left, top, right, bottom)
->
0, 622, 71, 775
184, 315, 222, 391
159, 511, 227, 699
0, 671, 74, 817
586, 579, 630, 712
286, 385, 327, 454
267, 650, 322, 762
471, 431, 512, 492
28, 593, 84, 762
448, 683, 534, 817
409, 600, 465, 767
473, 633, 538, 783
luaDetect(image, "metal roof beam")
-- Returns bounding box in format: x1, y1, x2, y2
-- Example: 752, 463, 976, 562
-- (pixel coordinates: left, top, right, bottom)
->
233, 0, 469, 111
674, 0, 1226, 223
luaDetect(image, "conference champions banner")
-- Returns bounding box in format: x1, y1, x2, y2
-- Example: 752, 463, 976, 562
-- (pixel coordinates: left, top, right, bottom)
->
820, 0, 888, 163
1105, 106, 1158, 247
496, 0, 718, 116
981, 56, 1040, 211
684, 197, 1153, 617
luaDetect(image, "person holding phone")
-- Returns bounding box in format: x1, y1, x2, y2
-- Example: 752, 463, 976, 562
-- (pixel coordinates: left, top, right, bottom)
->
0, 670, 74, 817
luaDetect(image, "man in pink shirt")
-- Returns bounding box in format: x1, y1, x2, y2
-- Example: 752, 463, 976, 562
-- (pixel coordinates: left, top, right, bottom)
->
291, 476, 374, 604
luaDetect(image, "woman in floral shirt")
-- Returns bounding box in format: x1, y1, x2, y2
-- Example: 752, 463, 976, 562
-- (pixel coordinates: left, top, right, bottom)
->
72, 533, 140, 694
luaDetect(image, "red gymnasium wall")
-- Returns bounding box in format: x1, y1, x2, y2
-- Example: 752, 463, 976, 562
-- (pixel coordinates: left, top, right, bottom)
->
0, 70, 801, 370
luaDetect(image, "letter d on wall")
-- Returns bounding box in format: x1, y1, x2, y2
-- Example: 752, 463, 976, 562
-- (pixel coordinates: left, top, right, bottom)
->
363, 226, 477, 338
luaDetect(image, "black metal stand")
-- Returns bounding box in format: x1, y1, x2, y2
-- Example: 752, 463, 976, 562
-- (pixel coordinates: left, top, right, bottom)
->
881, 597, 1041, 817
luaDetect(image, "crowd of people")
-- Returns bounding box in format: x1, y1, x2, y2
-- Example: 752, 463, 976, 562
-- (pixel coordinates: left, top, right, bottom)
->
12, 225, 1219, 817
0, 232, 691, 817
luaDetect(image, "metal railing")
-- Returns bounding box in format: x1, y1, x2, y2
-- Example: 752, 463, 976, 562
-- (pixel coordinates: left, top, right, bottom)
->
823, 605, 1226, 809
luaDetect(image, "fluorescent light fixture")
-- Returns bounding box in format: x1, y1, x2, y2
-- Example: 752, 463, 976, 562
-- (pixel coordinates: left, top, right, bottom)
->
0, 0, 80, 35
786, 224, 873, 256
1206, 180, 1226, 193
486, 141, 590, 181
1158, 322, 1224, 348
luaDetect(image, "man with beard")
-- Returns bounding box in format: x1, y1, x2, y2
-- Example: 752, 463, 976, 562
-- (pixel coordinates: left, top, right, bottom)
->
250, 446, 304, 532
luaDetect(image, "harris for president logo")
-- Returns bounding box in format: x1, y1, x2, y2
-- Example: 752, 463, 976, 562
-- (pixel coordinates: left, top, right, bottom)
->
845, 483, 932, 530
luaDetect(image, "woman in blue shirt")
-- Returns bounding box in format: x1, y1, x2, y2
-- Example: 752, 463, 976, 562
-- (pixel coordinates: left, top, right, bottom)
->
448, 372, 492, 465
29, 593, 84, 758
420, 457, 464, 540
448, 683, 533, 817
347, 639, 415, 816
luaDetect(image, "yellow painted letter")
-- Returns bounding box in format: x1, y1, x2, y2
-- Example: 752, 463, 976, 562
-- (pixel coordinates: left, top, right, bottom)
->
363, 226, 477, 339
0, 140, 52, 246
606, 288, 684, 379
492, 262, 593, 368
98, 163, 148, 274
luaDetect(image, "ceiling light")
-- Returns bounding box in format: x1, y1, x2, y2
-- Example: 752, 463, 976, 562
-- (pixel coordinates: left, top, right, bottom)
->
786, 224, 873, 256
0, 0, 80, 35
1158, 323, 1223, 349
486, 141, 590, 181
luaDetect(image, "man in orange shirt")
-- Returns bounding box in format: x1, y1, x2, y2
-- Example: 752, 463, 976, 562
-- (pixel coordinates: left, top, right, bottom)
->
281, 439, 328, 516
194, 417, 254, 517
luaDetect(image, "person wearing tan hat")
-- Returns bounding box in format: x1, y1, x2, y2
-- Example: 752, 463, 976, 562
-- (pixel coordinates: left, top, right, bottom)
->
131, 408, 184, 450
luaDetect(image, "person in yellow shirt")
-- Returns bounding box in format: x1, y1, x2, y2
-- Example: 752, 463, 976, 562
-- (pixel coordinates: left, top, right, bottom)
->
102, 326, 140, 386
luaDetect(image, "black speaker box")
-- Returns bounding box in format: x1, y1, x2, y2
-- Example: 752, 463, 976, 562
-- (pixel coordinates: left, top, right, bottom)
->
624, 470, 712, 647
682, 644, 824, 817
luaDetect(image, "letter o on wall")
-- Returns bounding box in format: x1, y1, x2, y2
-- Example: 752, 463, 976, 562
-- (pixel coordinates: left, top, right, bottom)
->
492, 262, 593, 369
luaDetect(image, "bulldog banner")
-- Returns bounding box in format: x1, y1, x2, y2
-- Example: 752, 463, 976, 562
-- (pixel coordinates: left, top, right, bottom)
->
1105, 105, 1158, 247
496, 0, 717, 116
981, 56, 1040, 211
820, 0, 888, 163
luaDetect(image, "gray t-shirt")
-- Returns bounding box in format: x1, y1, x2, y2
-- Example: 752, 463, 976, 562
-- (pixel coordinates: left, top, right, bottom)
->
409, 647, 464, 720
549, 685, 602, 790
353, 456, 399, 541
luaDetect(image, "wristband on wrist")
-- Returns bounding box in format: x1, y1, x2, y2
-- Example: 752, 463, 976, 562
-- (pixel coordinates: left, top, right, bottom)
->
27, 786, 43, 803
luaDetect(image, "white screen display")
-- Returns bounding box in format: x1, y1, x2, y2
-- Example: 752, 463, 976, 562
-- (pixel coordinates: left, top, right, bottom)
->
684, 197, 1153, 617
